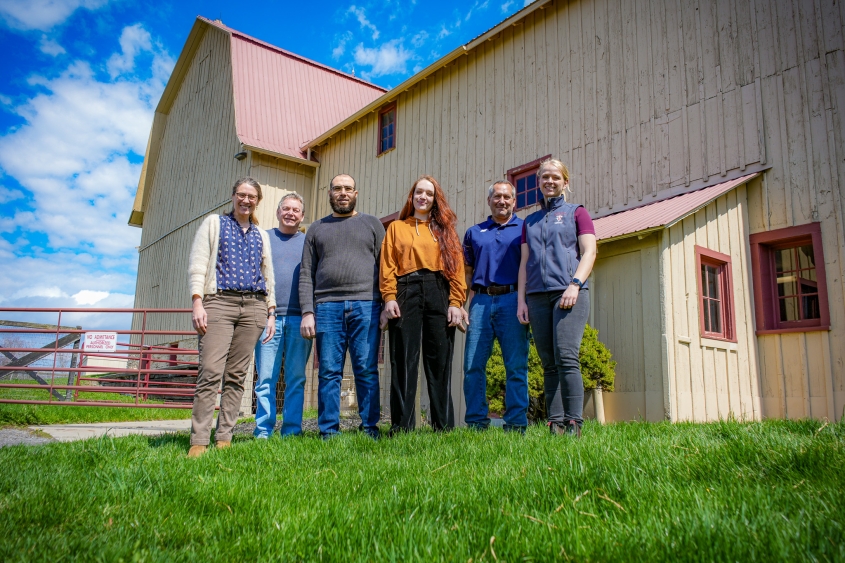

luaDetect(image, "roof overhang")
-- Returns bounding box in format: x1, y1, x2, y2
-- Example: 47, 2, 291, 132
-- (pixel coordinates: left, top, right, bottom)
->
302, 0, 554, 150
593, 172, 761, 244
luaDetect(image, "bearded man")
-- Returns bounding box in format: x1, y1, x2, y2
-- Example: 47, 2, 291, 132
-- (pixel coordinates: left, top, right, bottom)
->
299, 174, 385, 439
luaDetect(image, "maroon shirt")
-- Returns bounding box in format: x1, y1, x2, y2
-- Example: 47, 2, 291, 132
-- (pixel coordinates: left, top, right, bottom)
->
521, 206, 595, 244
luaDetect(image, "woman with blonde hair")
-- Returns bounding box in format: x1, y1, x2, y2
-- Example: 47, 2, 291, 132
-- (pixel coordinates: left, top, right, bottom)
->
380, 175, 466, 432
517, 159, 597, 437
187, 176, 276, 457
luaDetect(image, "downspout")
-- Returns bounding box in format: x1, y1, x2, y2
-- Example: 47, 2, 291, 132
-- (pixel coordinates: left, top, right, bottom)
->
309, 147, 320, 226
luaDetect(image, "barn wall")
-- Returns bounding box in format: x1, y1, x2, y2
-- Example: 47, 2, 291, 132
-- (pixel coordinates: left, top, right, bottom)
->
312, 0, 845, 421
660, 183, 761, 422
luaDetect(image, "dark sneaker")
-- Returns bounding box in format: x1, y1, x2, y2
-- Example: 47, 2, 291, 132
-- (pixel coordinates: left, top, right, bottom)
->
503, 424, 526, 435
548, 421, 567, 436
564, 421, 582, 438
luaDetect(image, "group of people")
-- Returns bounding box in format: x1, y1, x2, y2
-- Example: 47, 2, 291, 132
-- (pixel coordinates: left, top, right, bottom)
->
185, 158, 597, 457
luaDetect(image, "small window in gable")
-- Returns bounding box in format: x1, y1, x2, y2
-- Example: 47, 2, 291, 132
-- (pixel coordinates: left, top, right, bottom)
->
749, 222, 830, 334
378, 103, 396, 155
695, 246, 736, 342
507, 154, 552, 210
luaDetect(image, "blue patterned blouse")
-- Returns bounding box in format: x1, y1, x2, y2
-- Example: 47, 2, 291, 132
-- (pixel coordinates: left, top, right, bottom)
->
215, 213, 267, 294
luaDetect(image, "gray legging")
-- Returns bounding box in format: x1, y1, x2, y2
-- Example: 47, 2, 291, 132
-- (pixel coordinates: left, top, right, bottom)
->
526, 289, 590, 427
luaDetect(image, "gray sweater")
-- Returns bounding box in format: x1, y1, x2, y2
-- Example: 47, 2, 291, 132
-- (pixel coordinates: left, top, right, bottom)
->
299, 213, 385, 315
266, 228, 305, 316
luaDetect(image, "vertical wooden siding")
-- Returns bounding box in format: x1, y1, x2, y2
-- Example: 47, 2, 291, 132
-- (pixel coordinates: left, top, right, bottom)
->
660, 184, 761, 422
133, 28, 315, 342
312, 0, 845, 421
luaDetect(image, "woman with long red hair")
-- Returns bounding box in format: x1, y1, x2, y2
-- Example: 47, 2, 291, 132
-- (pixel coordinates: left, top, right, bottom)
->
380, 175, 466, 432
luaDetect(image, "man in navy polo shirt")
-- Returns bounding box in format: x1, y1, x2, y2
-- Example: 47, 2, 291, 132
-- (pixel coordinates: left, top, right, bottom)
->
462, 180, 530, 433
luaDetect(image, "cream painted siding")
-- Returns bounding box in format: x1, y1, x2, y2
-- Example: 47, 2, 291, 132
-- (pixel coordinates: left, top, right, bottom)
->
590, 237, 664, 422
660, 183, 761, 422
311, 0, 845, 421
133, 27, 315, 344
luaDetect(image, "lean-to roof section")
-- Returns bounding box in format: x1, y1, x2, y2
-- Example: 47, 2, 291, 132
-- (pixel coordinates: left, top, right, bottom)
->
592, 173, 760, 243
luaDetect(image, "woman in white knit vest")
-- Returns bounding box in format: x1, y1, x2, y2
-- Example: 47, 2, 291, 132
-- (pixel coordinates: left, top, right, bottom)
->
186, 177, 276, 457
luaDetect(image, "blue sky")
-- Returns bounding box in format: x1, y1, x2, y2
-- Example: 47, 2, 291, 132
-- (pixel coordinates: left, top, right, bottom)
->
0, 0, 531, 324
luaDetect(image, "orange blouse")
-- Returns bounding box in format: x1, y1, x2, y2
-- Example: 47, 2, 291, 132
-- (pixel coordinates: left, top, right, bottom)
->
379, 217, 466, 307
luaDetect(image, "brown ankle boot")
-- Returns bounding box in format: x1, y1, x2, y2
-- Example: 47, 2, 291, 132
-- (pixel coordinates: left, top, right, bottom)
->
187, 445, 207, 458
215, 440, 231, 449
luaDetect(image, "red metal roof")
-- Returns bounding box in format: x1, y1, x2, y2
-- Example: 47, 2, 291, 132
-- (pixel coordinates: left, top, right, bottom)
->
593, 173, 760, 242
201, 18, 386, 160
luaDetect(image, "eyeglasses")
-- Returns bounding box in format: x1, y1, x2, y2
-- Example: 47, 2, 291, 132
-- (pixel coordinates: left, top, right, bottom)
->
235, 193, 258, 202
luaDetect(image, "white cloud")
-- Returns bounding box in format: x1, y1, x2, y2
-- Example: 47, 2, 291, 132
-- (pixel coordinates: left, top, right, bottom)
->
0, 186, 24, 203
0, 24, 174, 316
39, 35, 66, 56
0, 0, 109, 31
332, 31, 353, 60
501, 1, 515, 12
411, 30, 428, 48
106, 24, 152, 78
353, 40, 412, 79
438, 25, 451, 39
465, 1, 489, 21
347, 5, 379, 40
72, 289, 109, 305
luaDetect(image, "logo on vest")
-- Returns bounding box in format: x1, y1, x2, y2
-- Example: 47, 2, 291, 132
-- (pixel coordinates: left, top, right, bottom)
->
554, 213, 564, 224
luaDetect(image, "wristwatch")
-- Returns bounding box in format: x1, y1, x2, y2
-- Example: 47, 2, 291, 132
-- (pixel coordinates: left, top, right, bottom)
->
267, 311, 276, 318
570, 277, 584, 289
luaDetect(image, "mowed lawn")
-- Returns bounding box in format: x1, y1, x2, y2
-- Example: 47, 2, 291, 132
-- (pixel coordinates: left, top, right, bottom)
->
0, 381, 191, 426
0, 420, 842, 562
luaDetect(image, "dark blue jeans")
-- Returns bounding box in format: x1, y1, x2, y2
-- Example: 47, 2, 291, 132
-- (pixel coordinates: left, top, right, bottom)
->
526, 289, 590, 427
463, 291, 530, 429
315, 300, 381, 437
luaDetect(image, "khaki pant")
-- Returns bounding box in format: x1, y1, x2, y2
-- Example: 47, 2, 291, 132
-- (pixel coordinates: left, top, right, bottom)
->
190, 293, 267, 445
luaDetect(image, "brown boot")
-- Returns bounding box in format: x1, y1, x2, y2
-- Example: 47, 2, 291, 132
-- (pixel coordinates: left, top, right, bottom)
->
187, 445, 207, 458
215, 440, 231, 449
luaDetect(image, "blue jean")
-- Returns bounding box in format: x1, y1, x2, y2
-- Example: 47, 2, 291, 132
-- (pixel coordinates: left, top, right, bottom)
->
463, 291, 530, 429
253, 315, 312, 437
315, 300, 381, 437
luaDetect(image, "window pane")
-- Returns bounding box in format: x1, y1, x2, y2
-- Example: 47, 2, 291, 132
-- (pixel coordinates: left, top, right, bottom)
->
797, 244, 815, 269
802, 294, 820, 320
706, 265, 719, 299
775, 248, 795, 273
701, 266, 708, 298
777, 276, 796, 297
387, 123, 394, 137
517, 177, 526, 194
517, 193, 525, 208
709, 300, 722, 333
527, 189, 537, 206
779, 297, 799, 322
526, 174, 537, 191
702, 298, 711, 332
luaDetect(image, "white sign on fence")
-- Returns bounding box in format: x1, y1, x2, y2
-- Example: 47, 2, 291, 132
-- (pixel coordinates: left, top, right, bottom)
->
83, 332, 118, 353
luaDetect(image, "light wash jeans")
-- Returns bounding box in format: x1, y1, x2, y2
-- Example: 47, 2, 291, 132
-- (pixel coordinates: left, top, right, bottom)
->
253, 315, 312, 437
463, 291, 530, 429
315, 300, 381, 438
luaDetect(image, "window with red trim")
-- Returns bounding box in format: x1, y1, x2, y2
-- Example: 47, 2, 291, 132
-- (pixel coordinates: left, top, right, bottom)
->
507, 154, 551, 210
749, 223, 830, 334
378, 103, 396, 155
695, 246, 736, 341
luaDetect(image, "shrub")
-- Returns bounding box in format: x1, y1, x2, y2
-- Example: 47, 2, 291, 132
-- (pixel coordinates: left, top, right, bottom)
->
485, 324, 616, 421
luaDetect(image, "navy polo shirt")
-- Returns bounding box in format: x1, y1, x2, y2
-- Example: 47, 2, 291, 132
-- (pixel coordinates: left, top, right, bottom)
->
462, 214, 524, 288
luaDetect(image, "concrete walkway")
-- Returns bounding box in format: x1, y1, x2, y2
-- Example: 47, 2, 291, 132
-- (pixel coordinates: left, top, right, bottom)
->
30, 419, 191, 443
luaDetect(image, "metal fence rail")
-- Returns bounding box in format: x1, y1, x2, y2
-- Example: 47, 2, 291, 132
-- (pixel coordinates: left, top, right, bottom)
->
0, 308, 198, 409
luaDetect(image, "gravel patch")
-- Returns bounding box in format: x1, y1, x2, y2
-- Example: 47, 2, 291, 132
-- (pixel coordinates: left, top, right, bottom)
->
0, 428, 54, 448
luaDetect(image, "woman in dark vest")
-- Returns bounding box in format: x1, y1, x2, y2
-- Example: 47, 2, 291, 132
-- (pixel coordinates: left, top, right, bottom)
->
517, 159, 597, 437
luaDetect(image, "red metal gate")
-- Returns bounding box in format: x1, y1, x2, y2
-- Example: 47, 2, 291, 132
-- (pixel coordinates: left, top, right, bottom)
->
0, 308, 198, 409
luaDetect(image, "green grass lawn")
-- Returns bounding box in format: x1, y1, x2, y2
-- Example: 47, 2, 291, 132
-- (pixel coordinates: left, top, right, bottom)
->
0, 380, 191, 426
0, 419, 842, 562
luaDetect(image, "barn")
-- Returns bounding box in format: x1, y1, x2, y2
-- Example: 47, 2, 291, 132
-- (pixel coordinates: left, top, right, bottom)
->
129, 0, 845, 423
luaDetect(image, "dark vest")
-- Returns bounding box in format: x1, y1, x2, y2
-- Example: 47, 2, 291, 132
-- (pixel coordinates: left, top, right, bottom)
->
523, 197, 589, 294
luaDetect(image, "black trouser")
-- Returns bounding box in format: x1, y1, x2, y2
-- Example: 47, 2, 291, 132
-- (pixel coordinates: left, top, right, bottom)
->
526, 289, 590, 427
388, 270, 455, 431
